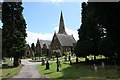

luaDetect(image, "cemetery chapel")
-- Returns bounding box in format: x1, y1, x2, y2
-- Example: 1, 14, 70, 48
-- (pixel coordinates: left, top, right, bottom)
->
50, 11, 76, 53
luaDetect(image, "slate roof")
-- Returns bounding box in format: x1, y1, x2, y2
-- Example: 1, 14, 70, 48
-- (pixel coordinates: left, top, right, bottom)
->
39, 40, 51, 49
56, 33, 76, 47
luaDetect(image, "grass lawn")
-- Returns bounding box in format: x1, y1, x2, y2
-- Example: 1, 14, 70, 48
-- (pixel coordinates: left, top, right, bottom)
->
29, 56, 65, 62
29, 60, 41, 62
1, 58, 22, 78
38, 60, 120, 80
0, 69, 2, 80
2, 66, 22, 78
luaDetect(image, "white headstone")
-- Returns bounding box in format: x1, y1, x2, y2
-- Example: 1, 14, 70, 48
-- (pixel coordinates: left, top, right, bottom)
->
101, 62, 105, 69
2, 60, 4, 64
94, 64, 97, 72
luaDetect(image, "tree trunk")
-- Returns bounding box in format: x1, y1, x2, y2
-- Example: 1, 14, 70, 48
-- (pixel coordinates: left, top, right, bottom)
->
94, 56, 96, 60
117, 53, 120, 65
76, 57, 78, 64
85, 56, 89, 63
14, 57, 19, 67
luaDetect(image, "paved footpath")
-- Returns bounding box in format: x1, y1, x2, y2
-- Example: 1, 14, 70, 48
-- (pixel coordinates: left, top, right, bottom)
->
13, 59, 42, 78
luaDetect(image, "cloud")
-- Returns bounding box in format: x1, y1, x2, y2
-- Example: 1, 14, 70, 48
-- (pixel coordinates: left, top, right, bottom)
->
66, 28, 79, 40
26, 26, 79, 45
50, 0, 63, 3
49, 0, 63, 7
26, 31, 53, 45
54, 26, 79, 40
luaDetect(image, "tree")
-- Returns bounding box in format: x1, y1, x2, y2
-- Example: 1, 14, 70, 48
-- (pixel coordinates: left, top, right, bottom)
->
98, 37, 117, 59
93, 2, 120, 64
42, 44, 48, 56
76, 2, 120, 65
2, 2, 27, 67
2, 2, 13, 58
36, 39, 42, 57
31, 43, 36, 56
74, 40, 94, 58
75, 2, 101, 57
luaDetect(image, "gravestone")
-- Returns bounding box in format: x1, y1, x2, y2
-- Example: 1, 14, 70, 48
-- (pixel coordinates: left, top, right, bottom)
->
56, 59, 59, 71
3, 57, 6, 62
93, 64, 97, 73
45, 60, 50, 70
2, 60, 4, 64
52, 56, 55, 60
19, 59, 21, 64
68, 56, 71, 61
41, 58, 45, 65
32, 57, 34, 60
70, 60, 72, 65
46, 58, 48, 61
35, 57, 36, 61
101, 62, 105, 69
64, 55, 67, 61
8, 59, 11, 66
58, 60, 61, 67
2, 64, 8, 69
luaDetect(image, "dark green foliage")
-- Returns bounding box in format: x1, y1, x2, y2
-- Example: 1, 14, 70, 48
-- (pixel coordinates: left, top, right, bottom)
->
74, 40, 94, 57
75, 2, 101, 57
98, 37, 117, 59
42, 44, 48, 56
75, 2, 120, 64
93, 2, 120, 64
2, 2, 27, 66
31, 43, 35, 52
36, 39, 42, 57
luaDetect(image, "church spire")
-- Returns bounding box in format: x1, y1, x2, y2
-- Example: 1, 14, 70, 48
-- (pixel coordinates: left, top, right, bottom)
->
37, 38, 40, 43
58, 11, 67, 35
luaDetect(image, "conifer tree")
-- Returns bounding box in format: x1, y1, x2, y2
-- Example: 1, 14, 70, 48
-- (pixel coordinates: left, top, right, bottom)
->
2, 2, 27, 67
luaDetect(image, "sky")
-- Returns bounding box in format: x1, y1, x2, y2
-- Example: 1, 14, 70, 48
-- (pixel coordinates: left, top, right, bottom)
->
0, 0, 88, 45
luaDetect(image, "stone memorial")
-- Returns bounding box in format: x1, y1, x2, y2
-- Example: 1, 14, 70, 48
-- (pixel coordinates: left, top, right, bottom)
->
101, 62, 105, 69
45, 60, 50, 70
70, 60, 72, 65
64, 55, 67, 61
93, 64, 97, 72
41, 58, 45, 65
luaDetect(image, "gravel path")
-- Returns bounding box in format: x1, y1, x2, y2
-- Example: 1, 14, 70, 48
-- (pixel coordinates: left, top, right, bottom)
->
13, 59, 42, 78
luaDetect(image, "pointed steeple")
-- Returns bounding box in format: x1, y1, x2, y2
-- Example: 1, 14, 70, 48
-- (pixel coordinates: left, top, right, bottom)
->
58, 11, 67, 35
60, 11, 63, 21
36, 38, 41, 48
37, 38, 40, 43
